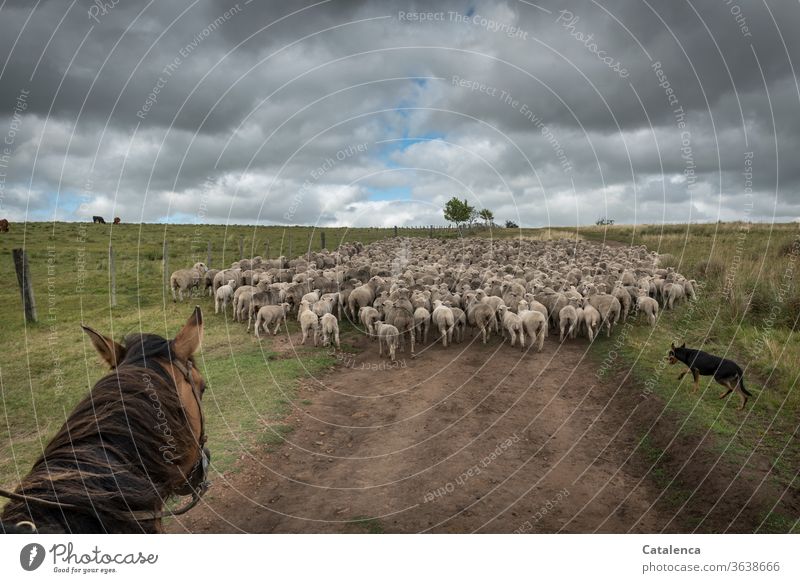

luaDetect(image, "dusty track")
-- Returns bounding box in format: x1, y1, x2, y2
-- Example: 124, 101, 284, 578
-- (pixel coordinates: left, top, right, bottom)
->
170, 329, 795, 533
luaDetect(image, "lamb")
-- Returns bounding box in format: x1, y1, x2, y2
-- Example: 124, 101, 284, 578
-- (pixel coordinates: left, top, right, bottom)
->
169, 262, 208, 302
636, 293, 659, 326
558, 302, 579, 342
215, 279, 235, 315
245, 285, 275, 330
516, 301, 547, 352
299, 310, 320, 346
374, 321, 399, 361
213, 268, 241, 295
312, 295, 336, 318
413, 307, 431, 344
320, 313, 340, 349
498, 305, 525, 348
254, 303, 290, 338
383, 297, 415, 356
431, 300, 455, 347
358, 306, 382, 337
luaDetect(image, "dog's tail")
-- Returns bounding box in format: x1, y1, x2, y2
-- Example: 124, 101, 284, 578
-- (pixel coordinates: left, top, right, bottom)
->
737, 373, 752, 396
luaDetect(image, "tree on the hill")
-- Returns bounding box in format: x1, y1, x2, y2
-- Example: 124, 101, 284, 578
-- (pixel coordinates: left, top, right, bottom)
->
505, 219, 519, 228
443, 197, 474, 230
478, 208, 494, 227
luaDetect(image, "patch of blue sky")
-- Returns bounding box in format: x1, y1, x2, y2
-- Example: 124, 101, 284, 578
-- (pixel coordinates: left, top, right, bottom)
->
366, 185, 412, 201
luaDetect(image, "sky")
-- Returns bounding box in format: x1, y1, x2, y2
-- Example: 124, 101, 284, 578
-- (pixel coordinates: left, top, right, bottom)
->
0, 0, 798, 227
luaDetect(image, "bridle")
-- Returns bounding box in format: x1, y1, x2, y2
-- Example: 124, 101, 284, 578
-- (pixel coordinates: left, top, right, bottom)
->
169, 357, 211, 499
0, 355, 211, 533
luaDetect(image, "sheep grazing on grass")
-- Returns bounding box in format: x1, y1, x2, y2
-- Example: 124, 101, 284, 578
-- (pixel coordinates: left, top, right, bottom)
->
254, 303, 290, 338
516, 300, 547, 352
215, 279, 235, 315
636, 293, 659, 326
299, 310, 320, 346
320, 313, 340, 349
358, 306, 382, 337
170, 262, 208, 302
413, 307, 431, 344
498, 305, 525, 348
375, 321, 399, 361
431, 300, 455, 347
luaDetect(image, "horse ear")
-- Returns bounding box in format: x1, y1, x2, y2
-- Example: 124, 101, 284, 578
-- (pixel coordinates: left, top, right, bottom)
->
173, 306, 204, 361
82, 325, 125, 369
680, 342, 686, 348
670, 342, 675, 349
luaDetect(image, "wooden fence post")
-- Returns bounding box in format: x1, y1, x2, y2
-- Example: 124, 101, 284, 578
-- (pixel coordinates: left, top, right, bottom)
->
288, 237, 293, 260
320, 231, 326, 250
206, 241, 212, 269
109, 245, 117, 307
394, 225, 398, 237
163, 241, 169, 290
12, 249, 37, 322
238, 235, 244, 260
264, 240, 269, 259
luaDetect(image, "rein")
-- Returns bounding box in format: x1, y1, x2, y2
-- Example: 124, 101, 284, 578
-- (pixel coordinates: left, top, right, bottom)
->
0, 356, 210, 532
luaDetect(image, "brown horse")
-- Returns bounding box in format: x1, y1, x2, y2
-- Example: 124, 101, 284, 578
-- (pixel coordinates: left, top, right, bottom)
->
0, 307, 209, 533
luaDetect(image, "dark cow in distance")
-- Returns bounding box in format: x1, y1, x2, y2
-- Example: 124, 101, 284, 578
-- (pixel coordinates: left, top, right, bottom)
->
113, 217, 121, 224
0, 218, 8, 232
92, 216, 106, 224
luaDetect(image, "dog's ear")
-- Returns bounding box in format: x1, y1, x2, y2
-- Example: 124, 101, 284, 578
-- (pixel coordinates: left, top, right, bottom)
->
680, 342, 686, 348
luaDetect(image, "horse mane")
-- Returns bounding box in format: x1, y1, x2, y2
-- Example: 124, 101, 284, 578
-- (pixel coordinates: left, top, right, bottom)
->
1, 333, 197, 533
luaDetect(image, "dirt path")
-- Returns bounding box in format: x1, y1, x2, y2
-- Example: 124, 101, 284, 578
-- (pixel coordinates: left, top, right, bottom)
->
170, 330, 794, 533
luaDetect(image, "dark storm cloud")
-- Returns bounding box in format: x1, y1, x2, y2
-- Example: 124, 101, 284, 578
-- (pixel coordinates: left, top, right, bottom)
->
0, 0, 798, 226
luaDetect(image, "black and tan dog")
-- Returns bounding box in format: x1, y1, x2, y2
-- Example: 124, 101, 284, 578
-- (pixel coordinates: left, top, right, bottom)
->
668, 343, 752, 410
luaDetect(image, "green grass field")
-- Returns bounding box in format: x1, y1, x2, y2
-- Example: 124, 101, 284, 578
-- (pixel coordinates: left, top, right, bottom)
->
1, 221, 798, 527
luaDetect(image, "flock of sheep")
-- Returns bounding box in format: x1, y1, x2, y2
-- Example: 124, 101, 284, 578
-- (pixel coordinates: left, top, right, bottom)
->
169, 236, 696, 360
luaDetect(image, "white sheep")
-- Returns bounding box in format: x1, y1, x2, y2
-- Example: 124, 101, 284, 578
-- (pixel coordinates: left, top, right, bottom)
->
517, 300, 547, 352
254, 303, 290, 338
413, 306, 431, 344
299, 310, 320, 346
358, 306, 382, 337
580, 303, 601, 342
214, 279, 235, 315
169, 262, 208, 302
559, 303, 578, 342
320, 313, 340, 349
636, 293, 659, 326
498, 305, 525, 348
431, 300, 455, 347
374, 321, 399, 361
